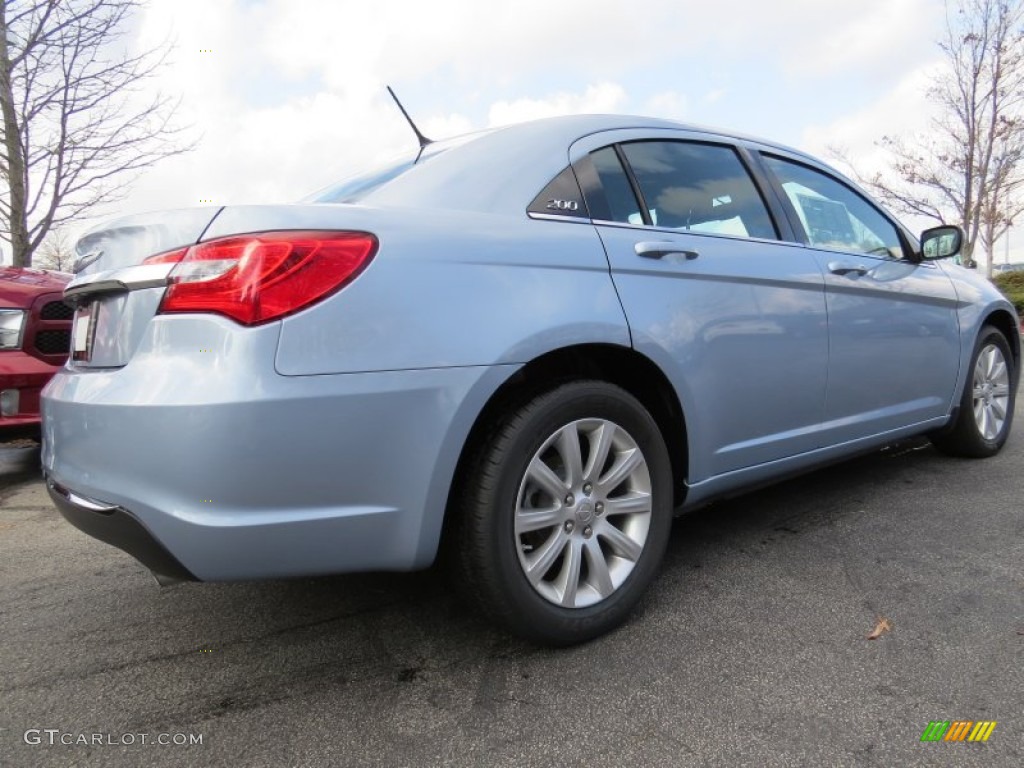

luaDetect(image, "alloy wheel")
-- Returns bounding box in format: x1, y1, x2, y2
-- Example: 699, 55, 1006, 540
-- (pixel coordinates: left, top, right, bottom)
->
972, 343, 1011, 441
514, 418, 652, 608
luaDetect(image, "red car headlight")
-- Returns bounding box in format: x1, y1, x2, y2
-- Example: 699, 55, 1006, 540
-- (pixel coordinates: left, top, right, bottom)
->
0, 309, 26, 350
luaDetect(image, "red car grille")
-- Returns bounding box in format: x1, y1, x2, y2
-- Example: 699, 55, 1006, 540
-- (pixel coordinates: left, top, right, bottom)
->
25, 292, 72, 365
40, 300, 74, 321
35, 329, 71, 356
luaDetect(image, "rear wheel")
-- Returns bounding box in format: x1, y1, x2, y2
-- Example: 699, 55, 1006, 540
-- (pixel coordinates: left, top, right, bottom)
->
930, 326, 1016, 457
452, 380, 673, 645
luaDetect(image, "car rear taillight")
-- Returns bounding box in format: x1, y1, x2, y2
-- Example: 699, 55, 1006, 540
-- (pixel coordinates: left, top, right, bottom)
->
143, 231, 377, 325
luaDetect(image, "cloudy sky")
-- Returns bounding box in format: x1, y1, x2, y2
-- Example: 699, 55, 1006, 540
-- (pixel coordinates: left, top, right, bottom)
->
100, 0, 1015, 260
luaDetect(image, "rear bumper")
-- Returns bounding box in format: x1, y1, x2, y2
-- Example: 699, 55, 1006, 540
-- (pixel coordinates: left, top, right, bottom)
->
46, 479, 197, 584
42, 332, 505, 581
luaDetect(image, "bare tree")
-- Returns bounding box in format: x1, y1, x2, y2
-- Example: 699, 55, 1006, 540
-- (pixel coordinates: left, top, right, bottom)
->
34, 225, 74, 271
0, 1, 192, 268
978, 142, 1024, 264
862, 0, 1024, 274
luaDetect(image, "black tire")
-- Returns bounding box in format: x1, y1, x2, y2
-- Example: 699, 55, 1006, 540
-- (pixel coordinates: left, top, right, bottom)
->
930, 325, 1017, 458
450, 380, 674, 646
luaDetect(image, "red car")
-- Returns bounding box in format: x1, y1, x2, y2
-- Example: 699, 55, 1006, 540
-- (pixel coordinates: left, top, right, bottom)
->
0, 267, 72, 435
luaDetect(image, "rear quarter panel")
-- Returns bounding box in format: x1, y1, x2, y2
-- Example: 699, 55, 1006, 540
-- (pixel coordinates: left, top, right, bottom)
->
203, 205, 630, 374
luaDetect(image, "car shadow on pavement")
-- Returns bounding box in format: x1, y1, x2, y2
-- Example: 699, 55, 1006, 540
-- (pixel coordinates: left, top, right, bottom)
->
126, 436, 943, 667
6, 430, 1023, 768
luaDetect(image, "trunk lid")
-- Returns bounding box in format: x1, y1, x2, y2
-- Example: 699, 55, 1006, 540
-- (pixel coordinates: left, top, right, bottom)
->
65, 208, 222, 368
72, 208, 221, 276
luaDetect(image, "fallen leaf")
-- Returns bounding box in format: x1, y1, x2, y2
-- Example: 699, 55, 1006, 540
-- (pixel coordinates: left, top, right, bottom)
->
867, 617, 892, 640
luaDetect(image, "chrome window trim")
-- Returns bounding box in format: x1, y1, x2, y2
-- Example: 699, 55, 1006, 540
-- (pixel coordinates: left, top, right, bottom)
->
526, 212, 591, 223
589, 219, 789, 248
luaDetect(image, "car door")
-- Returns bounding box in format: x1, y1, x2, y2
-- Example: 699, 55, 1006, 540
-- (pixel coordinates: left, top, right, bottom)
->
569, 131, 830, 483
757, 153, 960, 444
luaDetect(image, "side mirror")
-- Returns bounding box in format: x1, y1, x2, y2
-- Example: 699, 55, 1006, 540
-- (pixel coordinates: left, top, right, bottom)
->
920, 225, 963, 260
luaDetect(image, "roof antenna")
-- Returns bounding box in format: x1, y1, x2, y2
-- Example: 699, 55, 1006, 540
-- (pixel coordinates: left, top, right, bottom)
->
386, 86, 433, 161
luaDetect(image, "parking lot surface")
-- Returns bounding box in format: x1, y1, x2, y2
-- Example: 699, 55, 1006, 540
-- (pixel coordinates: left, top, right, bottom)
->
1, 402, 1022, 767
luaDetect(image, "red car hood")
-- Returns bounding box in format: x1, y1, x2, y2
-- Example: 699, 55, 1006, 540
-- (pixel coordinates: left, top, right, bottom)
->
0, 267, 71, 306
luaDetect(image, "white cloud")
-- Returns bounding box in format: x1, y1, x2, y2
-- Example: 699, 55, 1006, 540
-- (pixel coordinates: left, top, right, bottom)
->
487, 83, 628, 126
773, 0, 941, 78
420, 113, 477, 142
253, 1, 669, 90
86, 0, 952, 239
645, 91, 689, 120
802, 62, 941, 176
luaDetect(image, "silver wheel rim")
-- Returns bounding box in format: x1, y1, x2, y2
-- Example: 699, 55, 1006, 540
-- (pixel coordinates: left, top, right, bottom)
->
514, 418, 652, 608
972, 343, 1011, 441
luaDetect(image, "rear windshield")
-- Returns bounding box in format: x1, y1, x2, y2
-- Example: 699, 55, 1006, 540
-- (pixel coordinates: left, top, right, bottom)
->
304, 130, 491, 205
307, 153, 421, 204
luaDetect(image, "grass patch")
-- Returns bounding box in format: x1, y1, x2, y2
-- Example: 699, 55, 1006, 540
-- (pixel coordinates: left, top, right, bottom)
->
993, 272, 1024, 315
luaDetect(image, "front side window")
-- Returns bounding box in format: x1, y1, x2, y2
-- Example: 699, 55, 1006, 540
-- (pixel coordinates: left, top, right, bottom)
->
619, 141, 778, 240
762, 155, 904, 259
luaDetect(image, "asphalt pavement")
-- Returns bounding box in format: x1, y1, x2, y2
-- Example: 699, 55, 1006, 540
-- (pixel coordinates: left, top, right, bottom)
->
1, 403, 1021, 767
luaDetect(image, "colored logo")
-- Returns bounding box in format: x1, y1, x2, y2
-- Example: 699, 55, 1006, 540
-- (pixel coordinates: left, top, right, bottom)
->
920, 721, 997, 742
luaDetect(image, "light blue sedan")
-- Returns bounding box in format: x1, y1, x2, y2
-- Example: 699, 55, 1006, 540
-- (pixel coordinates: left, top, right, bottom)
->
42, 115, 1020, 645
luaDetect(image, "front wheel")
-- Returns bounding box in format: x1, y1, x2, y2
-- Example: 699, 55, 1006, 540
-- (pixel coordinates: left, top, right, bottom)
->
451, 380, 674, 645
931, 326, 1017, 458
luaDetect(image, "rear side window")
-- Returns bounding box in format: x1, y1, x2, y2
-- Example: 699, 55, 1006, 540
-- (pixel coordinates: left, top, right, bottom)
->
762, 155, 904, 259
619, 141, 778, 240
527, 166, 589, 218
590, 148, 645, 224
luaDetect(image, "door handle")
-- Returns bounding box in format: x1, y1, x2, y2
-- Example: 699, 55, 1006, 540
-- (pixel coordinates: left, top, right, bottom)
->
634, 241, 699, 260
828, 261, 869, 277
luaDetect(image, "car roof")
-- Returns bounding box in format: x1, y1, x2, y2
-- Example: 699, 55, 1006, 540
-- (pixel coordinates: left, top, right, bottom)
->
482, 114, 813, 159
359, 114, 821, 216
